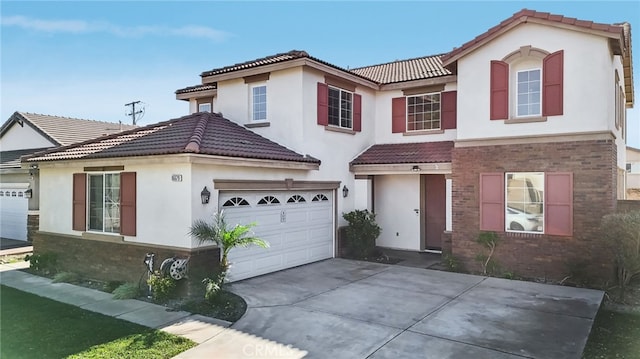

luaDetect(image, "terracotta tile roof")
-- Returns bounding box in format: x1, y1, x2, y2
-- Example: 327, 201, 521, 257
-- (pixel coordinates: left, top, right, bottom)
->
175, 83, 217, 95
0, 147, 50, 169
350, 55, 452, 84
25, 112, 320, 165
0, 112, 137, 147
350, 141, 454, 166
442, 9, 625, 65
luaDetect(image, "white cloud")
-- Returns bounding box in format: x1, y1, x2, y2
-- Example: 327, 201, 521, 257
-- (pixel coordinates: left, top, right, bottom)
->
1, 15, 230, 42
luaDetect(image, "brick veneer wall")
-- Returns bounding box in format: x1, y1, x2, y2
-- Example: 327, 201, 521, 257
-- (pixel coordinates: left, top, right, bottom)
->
27, 213, 39, 242
33, 231, 220, 298
451, 139, 617, 283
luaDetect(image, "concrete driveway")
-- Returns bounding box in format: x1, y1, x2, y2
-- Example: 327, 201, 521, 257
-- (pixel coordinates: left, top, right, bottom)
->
180, 258, 603, 359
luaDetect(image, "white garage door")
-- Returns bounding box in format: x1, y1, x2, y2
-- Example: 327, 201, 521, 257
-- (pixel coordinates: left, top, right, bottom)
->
219, 190, 334, 282
0, 187, 29, 241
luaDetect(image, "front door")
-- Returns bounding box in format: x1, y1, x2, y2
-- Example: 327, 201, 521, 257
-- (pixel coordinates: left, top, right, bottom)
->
424, 174, 446, 250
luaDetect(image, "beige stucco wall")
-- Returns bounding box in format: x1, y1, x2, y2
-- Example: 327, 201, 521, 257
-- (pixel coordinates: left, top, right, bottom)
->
0, 123, 56, 151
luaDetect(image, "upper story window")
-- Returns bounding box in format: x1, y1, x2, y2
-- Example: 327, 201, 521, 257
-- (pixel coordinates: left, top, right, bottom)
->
328, 86, 353, 129
516, 69, 541, 117
198, 103, 211, 113
490, 47, 563, 121
251, 85, 267, 121
407, 93, 441, 131
88, 173, 120, 234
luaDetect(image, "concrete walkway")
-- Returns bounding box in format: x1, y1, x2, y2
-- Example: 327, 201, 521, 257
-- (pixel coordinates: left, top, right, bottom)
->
1, 259, 604, 359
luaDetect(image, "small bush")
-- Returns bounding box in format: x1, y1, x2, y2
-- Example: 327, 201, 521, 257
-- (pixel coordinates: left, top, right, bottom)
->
342, 210, 381, 259
147, 272, 177, 302
442, 253, 461, 272
52, 272, 81, 283
112, 283, 141, 299
24, 252, 58, 275
202, 271, 225, 301
600, 211, 640, 299
475, 231, 499, 275
104, 281, 125, 293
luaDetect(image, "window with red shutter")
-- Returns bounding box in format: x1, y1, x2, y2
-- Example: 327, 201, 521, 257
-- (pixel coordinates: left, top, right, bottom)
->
353, 93, 362, 132
441, 91, 457, 130
317, 82, 328, 126
542, 50, 564, 117
544, 172, 573, 236
72, 173, 86, 231
391, 97, 406, 133
490, 61, 509, 120
479, 173, 504, 231
120, 172, 137, 236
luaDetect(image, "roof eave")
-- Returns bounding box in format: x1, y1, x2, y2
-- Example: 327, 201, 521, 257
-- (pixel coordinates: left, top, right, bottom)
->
175, 88, 218, 101
379, 75, 458, 91
350, 162, 452, 175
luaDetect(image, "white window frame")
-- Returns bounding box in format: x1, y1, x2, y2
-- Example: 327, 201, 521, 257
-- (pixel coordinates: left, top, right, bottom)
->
328, 86, 353, 129
515, 68, 542, 118
505, 172, 544, 234
87, 172, 121, 234
198, 103, 211, 113
406, 92, 441, 131
251, 84, 267, 122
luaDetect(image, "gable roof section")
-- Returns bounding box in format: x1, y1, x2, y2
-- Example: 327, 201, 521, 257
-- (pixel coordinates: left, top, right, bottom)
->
350, 141, 454, 166
0, 112, 137, 147
25, 112, 320, 165
175, 83, 217, 95
350, 55, 452, 84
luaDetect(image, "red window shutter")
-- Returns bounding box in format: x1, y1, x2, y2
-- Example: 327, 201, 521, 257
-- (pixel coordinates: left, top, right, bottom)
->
490, 61, 509, 120
120, 172, 137, 236
72, 173, 86, 231
441, 91, 457, 129
545, 172, 573, 236
392, 97, 406, 133
480, 173, 504, 231
353, 93, 362, 132
543, 50, 564, 116
317, 82, 329, 126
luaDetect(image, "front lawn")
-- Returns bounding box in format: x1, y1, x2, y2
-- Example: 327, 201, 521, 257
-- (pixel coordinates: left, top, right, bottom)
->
0, 285, 195, 359
583, 309, 640, 359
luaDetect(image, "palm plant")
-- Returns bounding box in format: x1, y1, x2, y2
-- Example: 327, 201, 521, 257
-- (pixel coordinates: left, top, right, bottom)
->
189, 211, 268, 291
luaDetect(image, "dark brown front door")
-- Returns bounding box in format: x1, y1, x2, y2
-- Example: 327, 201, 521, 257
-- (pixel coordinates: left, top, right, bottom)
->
424, 174, 446, 250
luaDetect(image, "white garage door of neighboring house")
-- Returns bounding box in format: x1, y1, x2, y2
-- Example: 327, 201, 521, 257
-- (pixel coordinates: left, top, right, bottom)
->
219, 190, 334, 282
0, 186, 29, 241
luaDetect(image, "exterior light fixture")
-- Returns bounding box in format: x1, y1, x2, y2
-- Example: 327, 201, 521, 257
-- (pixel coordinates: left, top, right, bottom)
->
200, 186, 211, 204
412, 165, 421, 172
342, 185, 349, 198
24, 189, 33, 198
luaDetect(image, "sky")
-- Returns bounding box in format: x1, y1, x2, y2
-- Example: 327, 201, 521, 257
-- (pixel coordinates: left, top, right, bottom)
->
1, 1, 639, 147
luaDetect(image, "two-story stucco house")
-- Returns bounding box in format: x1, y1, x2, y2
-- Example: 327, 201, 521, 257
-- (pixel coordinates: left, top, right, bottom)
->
26, 9, 635, 287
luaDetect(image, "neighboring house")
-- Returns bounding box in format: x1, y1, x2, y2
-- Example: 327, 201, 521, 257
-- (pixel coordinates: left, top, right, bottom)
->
627, 146, 640, 197
0, 112, 135, 241
26, 9, 635, 285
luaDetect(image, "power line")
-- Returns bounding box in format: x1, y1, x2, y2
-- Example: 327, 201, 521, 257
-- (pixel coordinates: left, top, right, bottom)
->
125, 100, 145, 125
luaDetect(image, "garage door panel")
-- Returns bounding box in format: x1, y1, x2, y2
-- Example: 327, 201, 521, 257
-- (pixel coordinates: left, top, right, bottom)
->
221, 190, 334, 282
0, 188, 29, 241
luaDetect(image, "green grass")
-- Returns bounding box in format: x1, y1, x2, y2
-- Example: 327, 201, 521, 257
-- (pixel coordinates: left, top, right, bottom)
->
583, 309, 640, 359
0, 285, 195, 359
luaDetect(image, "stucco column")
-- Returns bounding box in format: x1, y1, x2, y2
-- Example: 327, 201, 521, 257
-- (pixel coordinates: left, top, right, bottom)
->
445, 175, 452, 231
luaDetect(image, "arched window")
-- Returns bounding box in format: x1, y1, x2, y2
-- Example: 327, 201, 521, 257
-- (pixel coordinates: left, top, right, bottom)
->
312, 194, 328, 202
258, 196, 280, 205
287, 194, 306, 203
222, 197, 250, 207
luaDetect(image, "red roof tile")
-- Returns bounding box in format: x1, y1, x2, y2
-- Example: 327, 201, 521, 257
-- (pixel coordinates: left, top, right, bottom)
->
25, 112, 320, 165
442, 9, 624, 65
175, 83, 217, 95
350, 54, 452, 84
350, 141, 453, 166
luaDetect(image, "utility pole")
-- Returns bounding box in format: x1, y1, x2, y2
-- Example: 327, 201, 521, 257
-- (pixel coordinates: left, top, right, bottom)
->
125, 100, 144, 125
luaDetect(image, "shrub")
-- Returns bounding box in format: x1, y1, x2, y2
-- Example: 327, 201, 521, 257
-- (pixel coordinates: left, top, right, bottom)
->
342, 210, 381, 259
104, 281, 125, 293
475, 231, 499, 275
112, 282, 142, 299
442, 253, 461, 272
202, 271, 225, 301
600, 211, 640, 299
24, 252, 58, 275
52, 271, 81, 283
147, 272, 177, 302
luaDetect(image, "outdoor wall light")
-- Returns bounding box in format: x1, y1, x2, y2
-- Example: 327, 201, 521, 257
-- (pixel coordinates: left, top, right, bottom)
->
412, 165, 421, 172
200, 186, 211, 204
342, 185, 349, 198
